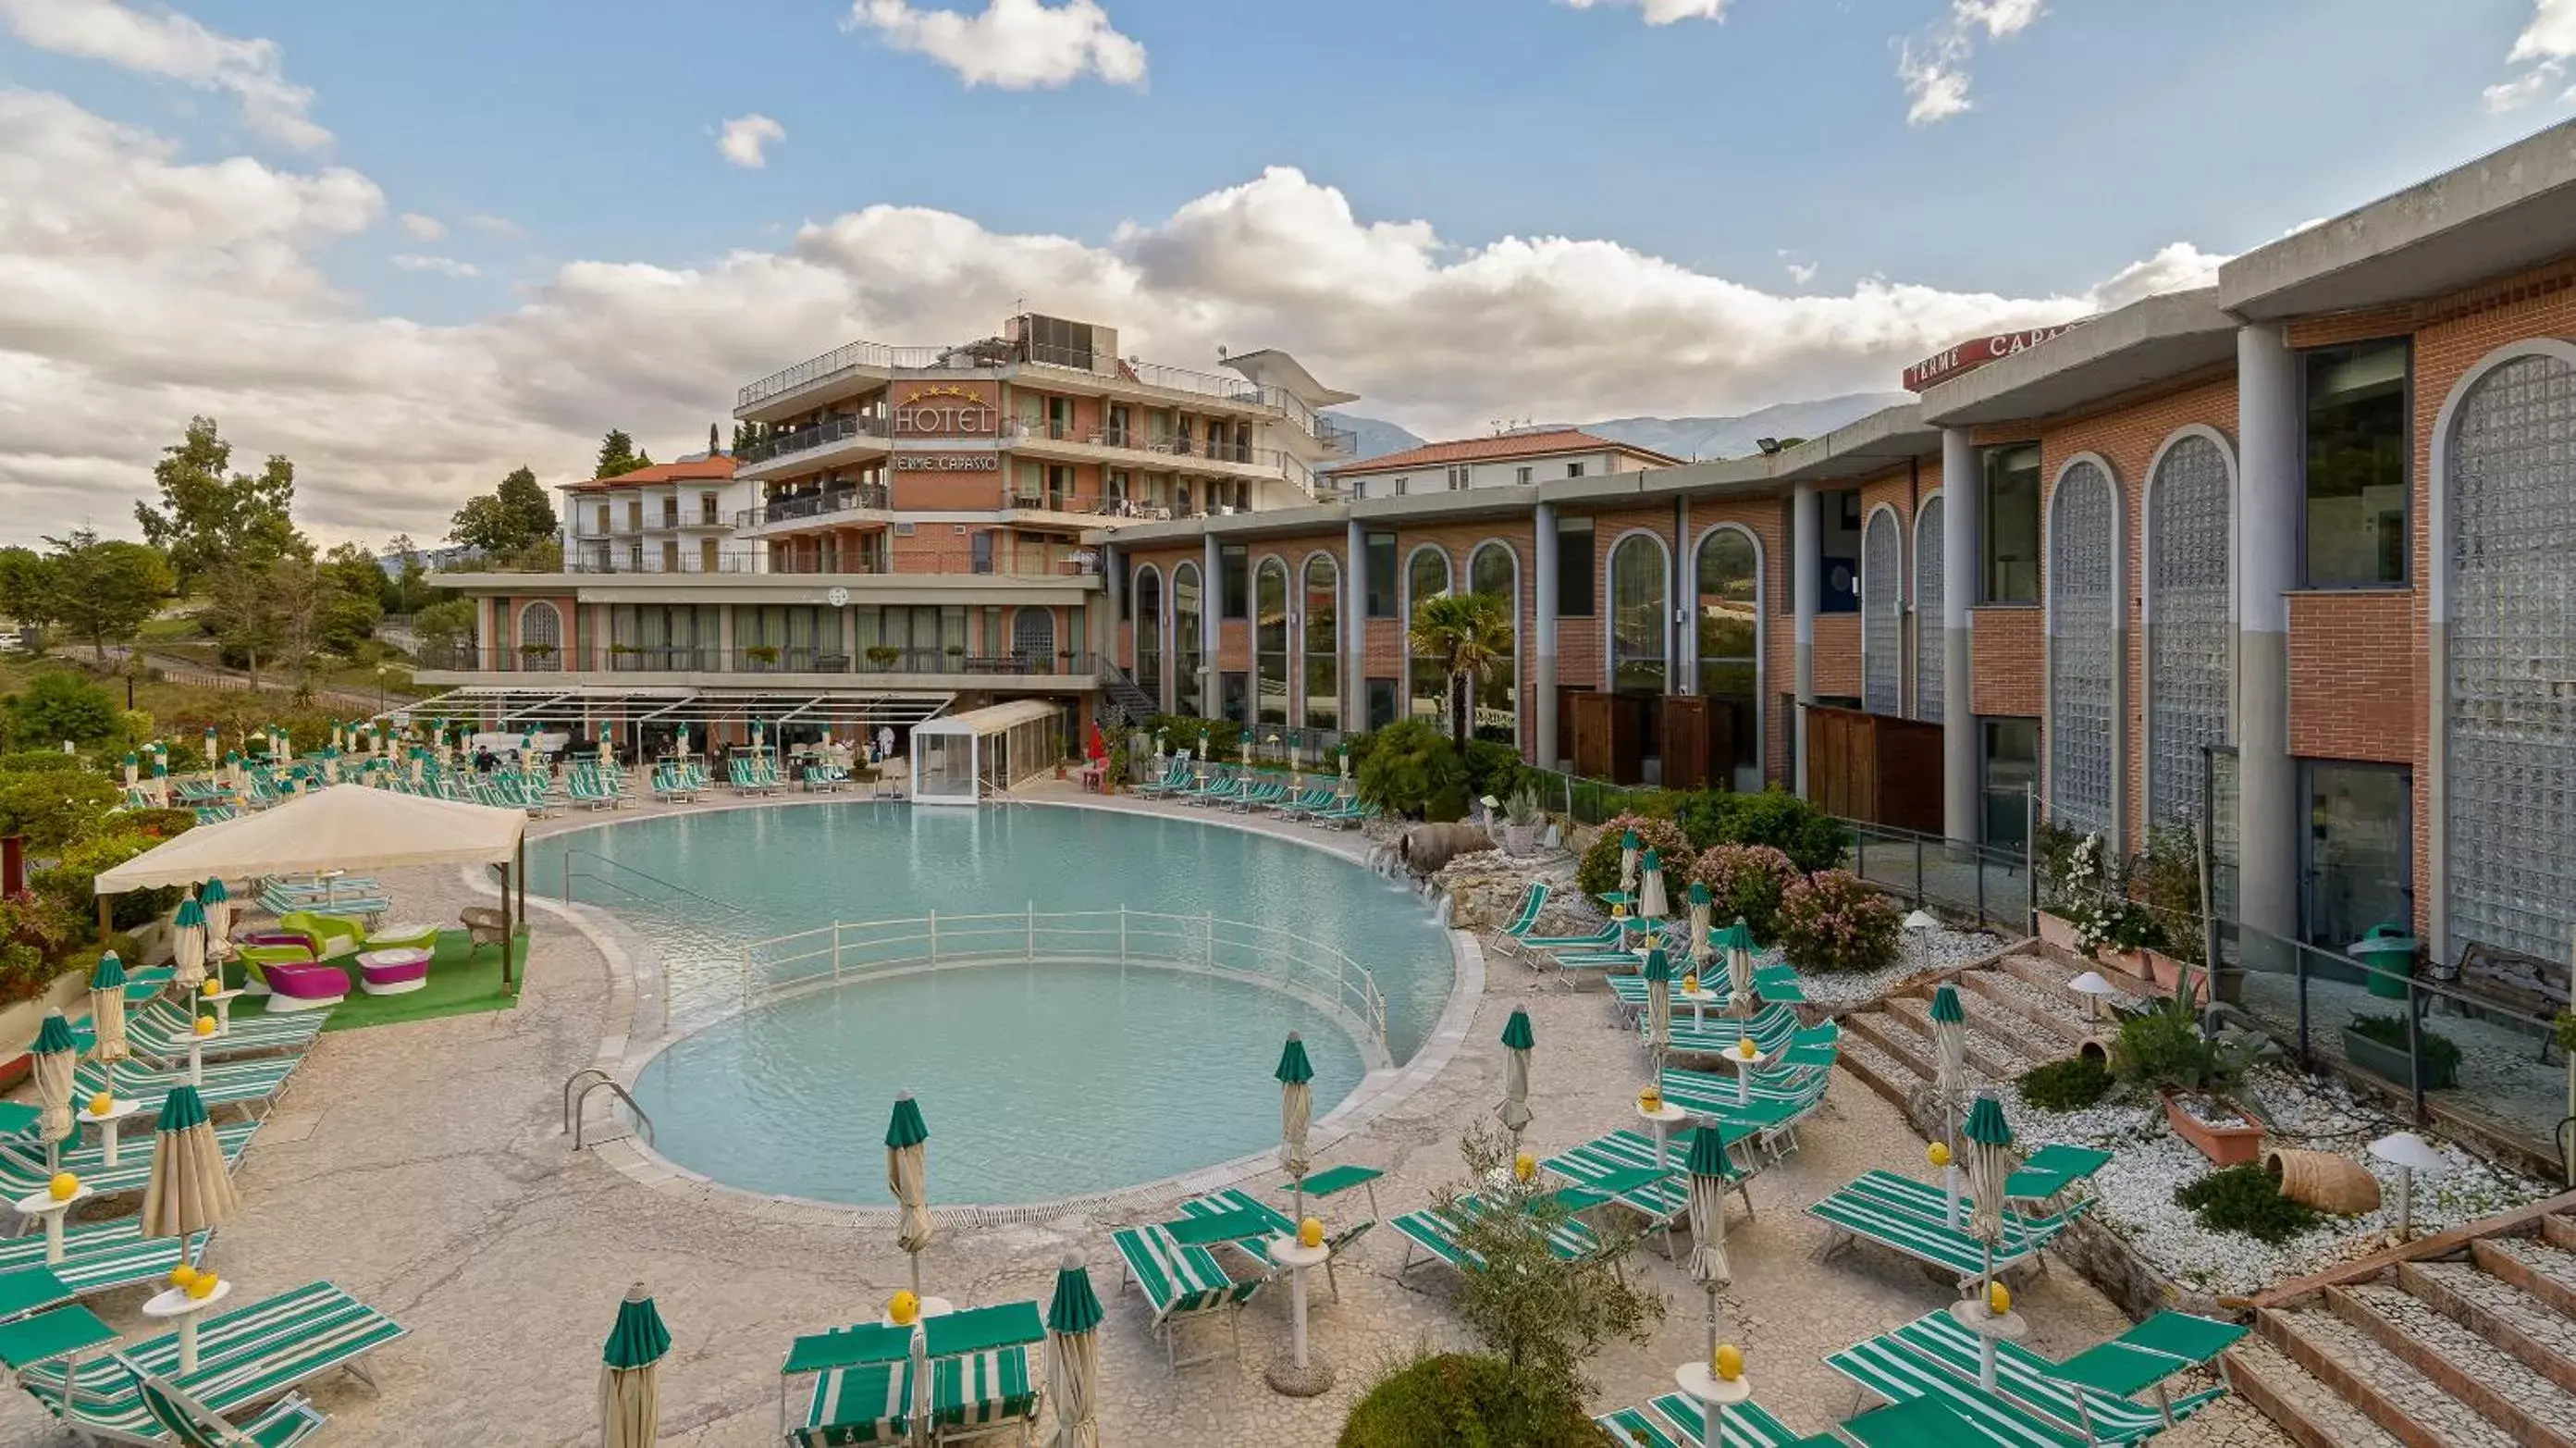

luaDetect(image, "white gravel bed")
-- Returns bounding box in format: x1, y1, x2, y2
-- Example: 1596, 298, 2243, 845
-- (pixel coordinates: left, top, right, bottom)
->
1794, 925, 2003, 1009
2003, 1066, 2557, 1297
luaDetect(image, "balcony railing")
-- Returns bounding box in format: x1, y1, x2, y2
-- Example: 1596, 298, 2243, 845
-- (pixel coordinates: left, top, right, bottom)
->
1002, 419, 1296, 474
414, 642, 1096, 677
542, 547, 1095, 578
740, 332, 1328, 414
736, 414, 890, 466
736, 482, 894, 529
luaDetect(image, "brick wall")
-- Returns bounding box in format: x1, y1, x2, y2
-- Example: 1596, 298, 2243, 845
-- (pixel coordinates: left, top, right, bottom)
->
1971, 607, 2044, 718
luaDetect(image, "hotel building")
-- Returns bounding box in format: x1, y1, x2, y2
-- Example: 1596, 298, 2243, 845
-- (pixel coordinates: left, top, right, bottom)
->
422, 119, 2576, 972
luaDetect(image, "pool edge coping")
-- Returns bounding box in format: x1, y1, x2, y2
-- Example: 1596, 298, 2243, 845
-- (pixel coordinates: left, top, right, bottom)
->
510, 792, 1484, 1227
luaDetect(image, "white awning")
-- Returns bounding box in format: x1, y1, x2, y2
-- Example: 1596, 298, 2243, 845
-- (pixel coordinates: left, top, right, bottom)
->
94, 785, 528, 893
910, 699, 1062, 738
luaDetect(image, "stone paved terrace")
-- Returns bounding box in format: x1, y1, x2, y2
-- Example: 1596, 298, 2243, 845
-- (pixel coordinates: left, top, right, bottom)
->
0, 783, 2289, 1446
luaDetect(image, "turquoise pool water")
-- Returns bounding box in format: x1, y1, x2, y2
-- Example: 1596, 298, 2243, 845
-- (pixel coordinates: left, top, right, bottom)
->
532, 803, 1452, 1207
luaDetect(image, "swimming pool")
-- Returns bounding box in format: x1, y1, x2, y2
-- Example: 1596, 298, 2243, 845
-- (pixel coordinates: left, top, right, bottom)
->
534, 803, 1454, 1207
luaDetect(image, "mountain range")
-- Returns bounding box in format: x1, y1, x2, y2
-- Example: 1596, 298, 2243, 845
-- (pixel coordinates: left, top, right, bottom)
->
1325, 390, 1915, 465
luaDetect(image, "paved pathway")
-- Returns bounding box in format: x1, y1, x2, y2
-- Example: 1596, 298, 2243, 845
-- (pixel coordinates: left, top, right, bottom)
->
0, 786, 2288, 1445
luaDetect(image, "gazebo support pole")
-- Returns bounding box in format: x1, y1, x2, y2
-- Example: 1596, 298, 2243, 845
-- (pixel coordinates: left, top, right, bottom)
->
96, 895, 111, 947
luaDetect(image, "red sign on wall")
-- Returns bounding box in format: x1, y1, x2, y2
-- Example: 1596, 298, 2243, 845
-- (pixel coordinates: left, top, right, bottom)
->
1903, 320, 2090, 392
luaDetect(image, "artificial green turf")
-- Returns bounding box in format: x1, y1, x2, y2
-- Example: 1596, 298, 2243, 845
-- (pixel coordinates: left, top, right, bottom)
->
227, 928, 529, 1033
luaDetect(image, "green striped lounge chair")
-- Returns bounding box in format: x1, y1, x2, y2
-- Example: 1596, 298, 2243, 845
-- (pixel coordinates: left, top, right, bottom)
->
779, 1323, 914, 1446
0, 1221, 188, 1306
1493, 882, 1551, 942
1310, 797, 1375, 828
1167, 1189, 1375, 1300
1829, 1332, 2096, 1448
1110, 1223, 1262, 1369
0, 1119, 259, 1209
1225, 779, 1287, 812
1655, 1064, 1833, 1156
72, 1058, 292, 1120
122, 1002, 323, 1061
920, 1301, 1045, 1447
1595, 1392, 1815, 1447
651, 764, 697, 801
1273, 786, 1337, 820
1662, 1001, 1808, 1058
1806, 1170, 2088, 1288
1882, 1308, 2236, 1443
1390, 1192, 1603, 1278
2007, 1145, 2115, 1211
1542, 1130, 1745, 1256
115, 1353, 328, 1448
8, 1281, 405, 1439
1133, 758, 1192, 798
1182, 772, 1242, 807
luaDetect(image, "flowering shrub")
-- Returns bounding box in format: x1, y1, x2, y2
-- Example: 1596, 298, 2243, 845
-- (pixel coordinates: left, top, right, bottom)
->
1572, 813, 1696, 904
2051, 833, 2159, 953
1774, 869, 1901, 974
1686, 843, 1802, 943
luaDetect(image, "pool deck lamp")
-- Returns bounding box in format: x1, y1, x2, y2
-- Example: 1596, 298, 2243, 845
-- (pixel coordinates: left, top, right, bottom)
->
2369, 1132, 2447, 1241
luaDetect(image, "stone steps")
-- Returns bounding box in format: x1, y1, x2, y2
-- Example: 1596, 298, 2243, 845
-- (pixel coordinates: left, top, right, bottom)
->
1833, 1035, 1920, 1115
2329, 1282, 2576, 1448
1886, 994, 2030, 1083
1842, 1009, 1936, 1083
1956, 969, 2101, 1051
2473, 1236, 2576, 1318
2399, 1260, 2576, 1397
2225, 1334, 2408, 1448
2256, 1304, 2519, 1447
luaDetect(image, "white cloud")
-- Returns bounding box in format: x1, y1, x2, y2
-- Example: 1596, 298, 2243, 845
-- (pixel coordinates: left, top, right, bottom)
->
1897, 0, 2042, 126
398, 213, 445, 241
391, 254, 480, 278
848, 0, 1146, 89
464, 214, 526, 241
1558, 0, 1731, 23
1780, 253, 1818, 287
0, 93, 2221, 550
0, 0, 327, 148
2088, 241, 2229, 310
718, 113, 787, 169
2490, 0, 2576, 110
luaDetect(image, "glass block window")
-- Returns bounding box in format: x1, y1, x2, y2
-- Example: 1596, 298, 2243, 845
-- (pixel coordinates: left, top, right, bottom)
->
2049, 461, 2118, 838
2447, 352, 2576, 960
1916, 497, 1944, 724
1863, 509, 1902, 715
2149, 435, 2231, 831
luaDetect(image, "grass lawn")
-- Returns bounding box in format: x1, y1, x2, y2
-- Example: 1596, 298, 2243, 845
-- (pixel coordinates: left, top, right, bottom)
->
225, 928, 530, 1032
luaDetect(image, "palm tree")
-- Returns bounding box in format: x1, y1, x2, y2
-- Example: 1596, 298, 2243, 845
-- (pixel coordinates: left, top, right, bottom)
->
1409, 591, 1514, 754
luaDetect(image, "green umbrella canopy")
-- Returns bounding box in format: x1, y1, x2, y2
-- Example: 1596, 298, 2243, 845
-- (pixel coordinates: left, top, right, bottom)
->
1687, 880, 1712, 907
1500, 1008, 1535, 1051
1641, 848, 1661, 872
602, 1284, 672, 1369
1046, 1252, 1103, 1334
884, 1094, 929, 1149
31, 1011, 77, 1058
1963, 1094, 2013, 1147
1685, 1122, 1732, 1179
155, 1083, 210, 1133
172, 897, 205, 931
1644, 948, 1674, 983
1929, 984, 1965, 1025
90, 953, 126, 990
1275, 1033, 1314, 1085
200, 878, 228, 905
1711, 918, 1756, 954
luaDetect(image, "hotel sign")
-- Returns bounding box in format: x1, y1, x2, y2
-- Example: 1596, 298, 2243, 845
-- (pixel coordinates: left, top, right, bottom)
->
892, 380, 1001, 438
894, 454, 1000, 472
1903, 320, 2090, 391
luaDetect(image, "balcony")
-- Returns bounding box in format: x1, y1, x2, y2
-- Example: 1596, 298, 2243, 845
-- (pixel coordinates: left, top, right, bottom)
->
735, 414, 892, 471
413, 642, 1098, 679
539, 546, 1096, 578
735, 481, 895, 529
1003, 419, 1302, 477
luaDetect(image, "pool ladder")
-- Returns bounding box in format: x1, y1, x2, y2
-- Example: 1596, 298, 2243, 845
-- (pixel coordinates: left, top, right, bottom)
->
563, 1068, 655, 1152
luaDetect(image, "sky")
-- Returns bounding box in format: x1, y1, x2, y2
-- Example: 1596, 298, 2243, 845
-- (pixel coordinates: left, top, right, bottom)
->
1, 0, 2570, 549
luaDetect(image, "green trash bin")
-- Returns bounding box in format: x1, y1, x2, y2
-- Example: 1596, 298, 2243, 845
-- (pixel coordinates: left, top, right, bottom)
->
2348, 923, 2420, 1000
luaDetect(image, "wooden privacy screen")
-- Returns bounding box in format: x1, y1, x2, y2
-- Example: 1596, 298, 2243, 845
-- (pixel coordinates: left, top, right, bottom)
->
1804, 706, 1941, 834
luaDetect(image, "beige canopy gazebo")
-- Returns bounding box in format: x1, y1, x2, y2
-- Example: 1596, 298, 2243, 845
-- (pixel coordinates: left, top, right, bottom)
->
93, 785, 536, 984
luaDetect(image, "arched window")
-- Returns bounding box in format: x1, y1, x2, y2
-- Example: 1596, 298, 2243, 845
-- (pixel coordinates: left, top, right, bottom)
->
2048, 460, 2118, 839
1862, 508, 1902, 716
1403, 546, 1453, 724
1133, 565, 1164, 712
1468, 542, 1519, 744
1608, 533, 1669, 693
1253, 558, 1289, 727
1695, 527, 1760, 788
1010, 607, 1054, 662
1300, 554, 1338, 731
2447, 348, 2576, 960
2147, 434, 2231, 830
517, 600, 562, 670
1172, 561, 1204, 717
1915, 497, 1944, 724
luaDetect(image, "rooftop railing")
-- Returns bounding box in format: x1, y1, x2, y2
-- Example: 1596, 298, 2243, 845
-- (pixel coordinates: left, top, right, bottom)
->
735, 414, 889, 465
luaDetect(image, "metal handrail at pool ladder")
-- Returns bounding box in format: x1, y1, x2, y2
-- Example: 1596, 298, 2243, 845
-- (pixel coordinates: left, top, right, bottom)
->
563, 1068, 656, 1152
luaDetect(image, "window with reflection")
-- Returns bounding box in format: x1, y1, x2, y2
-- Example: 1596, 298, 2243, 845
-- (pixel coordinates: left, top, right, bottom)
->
1253, 558, 1288, 726
1695, 527, 1760, 786
1608, 534, 1669, 693
1172, 562, 1204, 716
1301, 554, 1338, 731
1133, 565, 1164, 710
2303, 339, 2410, 587
1981, 443, 2041, 603
1469, 542, 1519, 744
1405, 547, 1454, 722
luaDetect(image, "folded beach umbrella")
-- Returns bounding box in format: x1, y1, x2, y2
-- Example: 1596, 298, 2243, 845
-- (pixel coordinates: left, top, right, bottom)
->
1687, 881, 1714, 972
1498, 1008, 1535, 1145
1645, 947, 1674, 1072
1638, 848, 1669, 922
1963, 1093, 2015, 1292
1619, 829, 1641, 895
1718, 917, 1757, 1014
170, 893, 207, 995
1042, 1252, 1103, 1448
142, 1084, 239, 1269
885, 1092, 934, 1302
1929, 984, 1969, 1129
200, 878, 232, 966
89, 953, 129, 1078
31, 1010, 78, 1168
599, 1281, 672, 1448
1277, 1033, 1314, 1219
1685, 1121, 1734, 1360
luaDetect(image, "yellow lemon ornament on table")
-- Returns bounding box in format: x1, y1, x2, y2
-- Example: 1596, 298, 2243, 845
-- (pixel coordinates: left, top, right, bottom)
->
46, 1172, 77, 1202
1927, 1141, 1952, 1169
1734, 1036, 1758, 1060
202, 977, 222, 997
192, 1016, 216, 1037
1987, 1281, 2013, 1317
1681, 973, 1699, 995
1297, 1218, 1324, 1249
1637, 1085, 1662, 1114
186, 1271, 218, 1301
1713, 1343, 1744, 1382
1512, 1151, 1536, 1183
167, 1264, 198, 1291
889, 1290, 919, 1327
87, 1092, 112, 1116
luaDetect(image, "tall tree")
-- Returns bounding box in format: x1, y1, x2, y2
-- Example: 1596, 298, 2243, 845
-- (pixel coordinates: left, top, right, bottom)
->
732, 419, 770, 455
383, 534, 438, 613
133, 417, 305, 588
0, 549, 50, 651
41, 529, 173, 662
1409, 591, 1516, 753
707, 422, 720, 456
319, 543, 388, 653
449, 465, 560, 559
200, 554, 334, 687
594, 430, 652, 479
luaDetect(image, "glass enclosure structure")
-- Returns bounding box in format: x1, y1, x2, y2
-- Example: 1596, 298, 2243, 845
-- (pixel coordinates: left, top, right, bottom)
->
910, 700, 1066, 806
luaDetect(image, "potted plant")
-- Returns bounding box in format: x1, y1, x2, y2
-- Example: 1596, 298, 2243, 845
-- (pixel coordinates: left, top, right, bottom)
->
743, 644, 781, 670
516, 641, 558, 667
865, 645, 902, 671
2341, 1012, 2460, 1090
1104, 740, 1128, 793
1498, 786, 1546, 857
2110, 995, 2279, 1166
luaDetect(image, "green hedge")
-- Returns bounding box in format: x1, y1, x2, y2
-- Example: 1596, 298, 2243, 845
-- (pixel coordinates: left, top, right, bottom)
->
1338, 1353, 1611, 1448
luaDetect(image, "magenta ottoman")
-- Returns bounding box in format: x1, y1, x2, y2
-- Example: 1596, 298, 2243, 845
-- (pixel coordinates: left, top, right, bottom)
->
264, 961, 350, 1012
355, 948, 431, 996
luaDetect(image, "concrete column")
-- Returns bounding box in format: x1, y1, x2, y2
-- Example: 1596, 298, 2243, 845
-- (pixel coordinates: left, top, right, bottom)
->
2237, 323, 2303, 949
1942, 427, 1980, 848
1102, 544, 1123, 669
1534, 502, 1559, 767
1202, 532, 1221, 715
475, 597, 497, 669
717, 604, 735, 674
1673, 495, 1694, 693
1344, 518, 1368, 733
1792, 483, 1818, 796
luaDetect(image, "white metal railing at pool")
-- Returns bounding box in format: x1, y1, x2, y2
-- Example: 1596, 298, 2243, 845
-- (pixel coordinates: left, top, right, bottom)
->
723, 908, 1392, 1062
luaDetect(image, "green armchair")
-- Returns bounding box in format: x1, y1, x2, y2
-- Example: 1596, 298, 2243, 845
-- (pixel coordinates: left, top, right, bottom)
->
275, 910, 365, 961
